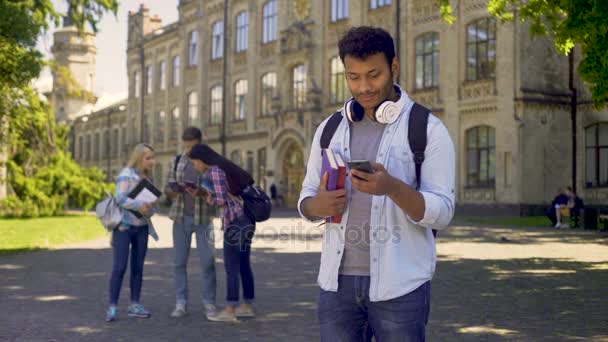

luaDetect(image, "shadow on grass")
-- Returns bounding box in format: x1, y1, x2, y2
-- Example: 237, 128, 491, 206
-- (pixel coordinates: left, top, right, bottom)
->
0, 247, 48, 256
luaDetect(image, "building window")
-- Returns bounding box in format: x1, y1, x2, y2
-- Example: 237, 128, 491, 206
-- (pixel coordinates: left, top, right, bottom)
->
330, 57, 348, 104
246, 151, 254, 175
293, 64, 307, 110
466, 18, 496, 81
171, 107, 180, 140
257, 148, 266, 190
231, 150, 242, 167
466, 126, 495, 188
261, 72, 277, 116
585, 123, 608, 188
371, 0, 391, 9
415, 32, 440, 89
155, 111, 165, 144
188, 91, 198, 125
78, 136, 83, 160
112, 129, 119, 157
331, 0, 349, 22
103, 130, 110, 159
86, 135, 91, 161
145, 66, 152, 95
143, 113, 152, 142
236, 11, 248, 52
121, 127, 126, 152
212, 21, 224, 60
262, 0, 277, 44
134, 71, 140, 98
172, 56, 180, 86
158, 60, 166, 90
234, 80, 247, 121
94, 133, 100, 161
189, 30, 199, 66
210, 86, 223, 125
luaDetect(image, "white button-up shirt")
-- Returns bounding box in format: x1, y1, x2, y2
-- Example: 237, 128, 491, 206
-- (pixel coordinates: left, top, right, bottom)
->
298, 91, 456, 302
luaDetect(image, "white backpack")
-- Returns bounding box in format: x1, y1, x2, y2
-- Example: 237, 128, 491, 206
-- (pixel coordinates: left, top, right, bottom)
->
95, 190, 123, 231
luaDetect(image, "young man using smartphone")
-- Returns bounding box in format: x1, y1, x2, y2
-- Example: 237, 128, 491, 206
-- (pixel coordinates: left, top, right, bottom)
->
298, 27, 456, 341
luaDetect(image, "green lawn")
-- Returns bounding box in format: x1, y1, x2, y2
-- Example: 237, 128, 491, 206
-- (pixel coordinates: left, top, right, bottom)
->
455, 215, 552, 228
0, 215, 106, 255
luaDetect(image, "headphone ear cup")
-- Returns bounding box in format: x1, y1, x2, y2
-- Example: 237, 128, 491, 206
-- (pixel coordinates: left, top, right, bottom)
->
375, 101, 400, 124
344, 99, 355, 122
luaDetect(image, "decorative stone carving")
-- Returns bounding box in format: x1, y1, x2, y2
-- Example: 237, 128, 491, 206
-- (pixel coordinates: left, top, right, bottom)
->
412, 0, 440, 25
280, 21, 314, 54
411, 88, 440, 109
462, 80, 496, 100
293, 0, 310, 21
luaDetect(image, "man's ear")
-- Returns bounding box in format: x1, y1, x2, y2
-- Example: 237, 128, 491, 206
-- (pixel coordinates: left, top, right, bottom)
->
391, 58, 400, 80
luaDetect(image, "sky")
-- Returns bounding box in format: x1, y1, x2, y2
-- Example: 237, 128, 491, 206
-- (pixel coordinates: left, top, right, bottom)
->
35, 0, 179, 109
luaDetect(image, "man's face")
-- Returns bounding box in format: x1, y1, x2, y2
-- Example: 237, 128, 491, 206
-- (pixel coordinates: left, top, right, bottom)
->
343, 52, 399, 112
182, 139, 199, 154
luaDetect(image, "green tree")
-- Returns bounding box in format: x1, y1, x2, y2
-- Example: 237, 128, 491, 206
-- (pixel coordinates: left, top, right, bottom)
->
440, 0, 608, 109
0, 0, 118, 217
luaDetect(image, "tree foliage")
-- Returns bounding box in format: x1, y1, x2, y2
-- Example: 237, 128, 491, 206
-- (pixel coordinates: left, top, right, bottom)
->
0, 0, 118, 217
440, 0, 608, 109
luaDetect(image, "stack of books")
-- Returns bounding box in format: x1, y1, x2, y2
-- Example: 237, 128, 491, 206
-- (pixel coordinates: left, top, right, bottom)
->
322, 148, 347, 224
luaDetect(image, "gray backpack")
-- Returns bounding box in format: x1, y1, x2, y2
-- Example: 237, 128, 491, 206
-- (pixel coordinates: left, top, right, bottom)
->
95, 190, 123, 231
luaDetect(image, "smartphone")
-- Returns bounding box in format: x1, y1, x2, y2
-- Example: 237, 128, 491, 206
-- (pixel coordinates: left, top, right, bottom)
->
347, 160, 374, 174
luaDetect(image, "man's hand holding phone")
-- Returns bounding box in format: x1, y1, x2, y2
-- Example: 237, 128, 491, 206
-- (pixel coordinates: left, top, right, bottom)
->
349, 161, 397, 196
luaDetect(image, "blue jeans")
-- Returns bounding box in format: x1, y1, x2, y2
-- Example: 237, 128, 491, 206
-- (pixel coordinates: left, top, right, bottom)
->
318, 275, 431, 342
223, 214, 255, 307
173, 216, 217, 305
109, 225, 149, 305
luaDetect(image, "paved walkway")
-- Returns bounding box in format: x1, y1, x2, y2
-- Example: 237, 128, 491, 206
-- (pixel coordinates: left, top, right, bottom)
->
1, 214, 607, 341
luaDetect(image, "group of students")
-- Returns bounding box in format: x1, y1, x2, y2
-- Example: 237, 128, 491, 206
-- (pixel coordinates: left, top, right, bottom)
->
106, 127, 257, 323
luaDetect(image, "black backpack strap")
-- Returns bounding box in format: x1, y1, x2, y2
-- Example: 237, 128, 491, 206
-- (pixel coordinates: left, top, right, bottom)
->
320, 111, 344, 153
408, 103, 435, 238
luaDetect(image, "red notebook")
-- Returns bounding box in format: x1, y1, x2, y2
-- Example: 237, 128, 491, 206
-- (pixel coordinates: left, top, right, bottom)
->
321, 149, 347, 224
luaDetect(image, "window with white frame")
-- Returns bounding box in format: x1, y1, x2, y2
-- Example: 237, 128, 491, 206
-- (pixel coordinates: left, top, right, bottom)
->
189, 30, 199, 66
234, 80, 247, 121
293, 64, 307, 109
155, 111, 165, 144
172, 56, 180, 86
331, 0, 349, 22
212, 21, 224, 60
210, 86, 223, 125
236, 12, 248, 52
466, 125, 496, 188
262, 0, 277, 43
159, 61, 166, 90
146, 65, 152, 94
585, 123, 608, 188
134, 71, 140, 97
188, 91, 198, 125
170, 107, 179, 140
370, 0, 391, 9
330, 57, 348, 104
261, 72, 276, 116
466, 18, 496, 81
415, 32, 440, 89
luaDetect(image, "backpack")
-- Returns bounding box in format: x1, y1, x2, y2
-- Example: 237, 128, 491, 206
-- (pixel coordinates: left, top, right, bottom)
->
95, 190, 123, 231
241, 184, 272, 223
320, 102, 437, 238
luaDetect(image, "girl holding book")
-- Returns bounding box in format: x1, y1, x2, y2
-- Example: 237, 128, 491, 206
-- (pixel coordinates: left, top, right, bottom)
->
106, 143, 159, 322
188, 144, 257, 322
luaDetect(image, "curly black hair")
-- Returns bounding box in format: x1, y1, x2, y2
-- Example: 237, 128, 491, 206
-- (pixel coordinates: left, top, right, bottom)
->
338, 26, 395, 65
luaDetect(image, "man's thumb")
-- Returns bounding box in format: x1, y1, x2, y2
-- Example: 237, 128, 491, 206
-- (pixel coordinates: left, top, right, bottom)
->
319, 172, 328, 190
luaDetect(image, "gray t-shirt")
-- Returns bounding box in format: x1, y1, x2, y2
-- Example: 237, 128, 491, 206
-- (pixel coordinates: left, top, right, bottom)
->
339, 115, 386, 276
182, 158, 198, 217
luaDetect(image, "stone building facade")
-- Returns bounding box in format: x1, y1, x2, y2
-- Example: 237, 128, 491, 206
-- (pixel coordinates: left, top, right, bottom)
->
57, 0, 608, 212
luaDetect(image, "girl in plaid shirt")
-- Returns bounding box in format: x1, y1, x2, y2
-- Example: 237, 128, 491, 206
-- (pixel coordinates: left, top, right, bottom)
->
106, 143, 158, 322
189, 144, 257, 322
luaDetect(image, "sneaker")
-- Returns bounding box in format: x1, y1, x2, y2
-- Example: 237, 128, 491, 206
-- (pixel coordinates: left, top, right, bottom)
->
560, 223, 570, 229
554, 222, 562, 229
204, 303, 218, 320
206, 308, 237, 322
128, 303, 151, 318
171, 303, 187, 318
235, 304, 255, 318
105, 306, 118, 322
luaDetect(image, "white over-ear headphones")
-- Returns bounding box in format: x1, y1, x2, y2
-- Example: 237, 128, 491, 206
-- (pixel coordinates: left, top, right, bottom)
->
343, 84, 406, 124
